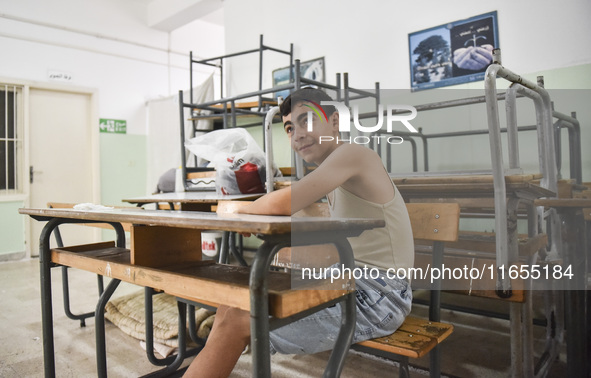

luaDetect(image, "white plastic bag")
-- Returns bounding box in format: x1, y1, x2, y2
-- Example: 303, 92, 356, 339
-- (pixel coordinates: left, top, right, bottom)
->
185, 128, 280, 195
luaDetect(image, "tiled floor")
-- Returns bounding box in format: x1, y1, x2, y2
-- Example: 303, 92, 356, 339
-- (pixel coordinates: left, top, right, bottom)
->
0, 258, 570, 377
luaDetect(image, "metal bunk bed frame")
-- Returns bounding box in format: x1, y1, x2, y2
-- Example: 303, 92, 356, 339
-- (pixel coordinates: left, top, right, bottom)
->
336, 48, 581, 377
180, 42, 585, 376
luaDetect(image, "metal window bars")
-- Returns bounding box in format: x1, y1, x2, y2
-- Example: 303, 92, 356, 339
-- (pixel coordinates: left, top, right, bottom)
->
0, 84, 21, 194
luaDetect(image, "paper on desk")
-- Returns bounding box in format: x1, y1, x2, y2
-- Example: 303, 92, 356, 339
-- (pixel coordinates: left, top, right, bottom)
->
73, 203, 115, 211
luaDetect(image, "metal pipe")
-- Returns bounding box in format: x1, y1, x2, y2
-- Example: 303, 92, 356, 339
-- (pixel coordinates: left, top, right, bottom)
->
323, 238, 357, 378
511, 83, 562, 260
178, 91, 188, 191
421, 133, 429, 171
40, 218, 65, 378
344, 73, 350, 107
262, 45, 293, 56
190, 60, 220, 68
553, 111, 582, 183
294, 60, 304, 180
407, 137, 418, 172
264, 107, 280, 193
505, 85, 521, 169
189, 51, 193, 104
483, 63, 510, 290
300, 77, 341, 91
230, 100, 236, 128
554, 119, 563, 180
344, 87, 378, 98
194, 48, 261, 64
250, 240, 290, 377
220, 59, 224, 98
95, 278, 121, 378
420, 125, 537, 138
289, 43, 294, 85
336, 73, 342, 102
510, 302, 524, 377
258, 35, 264, 108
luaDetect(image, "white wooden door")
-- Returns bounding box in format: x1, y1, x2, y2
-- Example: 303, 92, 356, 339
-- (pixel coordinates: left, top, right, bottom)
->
29, 88, 97, 256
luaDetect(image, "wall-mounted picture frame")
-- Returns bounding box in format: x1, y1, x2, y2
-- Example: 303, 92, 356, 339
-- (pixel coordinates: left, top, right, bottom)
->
409, 11, 499, 91
272, 57, 325, 100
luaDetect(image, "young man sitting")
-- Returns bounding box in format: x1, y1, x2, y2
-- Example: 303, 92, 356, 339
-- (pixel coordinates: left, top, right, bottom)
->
184, 87, 414, 377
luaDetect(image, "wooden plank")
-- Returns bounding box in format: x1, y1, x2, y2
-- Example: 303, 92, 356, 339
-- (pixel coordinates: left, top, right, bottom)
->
413, 252, 525, 302
357, 330, 437, 358
573, 189, 591, 199
406, 203, 460, 242
186, 171, 215, 180
130, 225, 202, 267
392, 174, 540, 185
51, 243, 130, 267
50, 246, 349, 318
397, 316, 454, 344
279, 167, 293, 176
415, 231, 548, 257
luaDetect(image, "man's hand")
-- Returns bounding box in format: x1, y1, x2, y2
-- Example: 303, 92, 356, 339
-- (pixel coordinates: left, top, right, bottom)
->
453, 44, 494, 70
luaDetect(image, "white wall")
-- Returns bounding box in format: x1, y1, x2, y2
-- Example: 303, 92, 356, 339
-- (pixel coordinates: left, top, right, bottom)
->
223, 0, 591, 93
0, 0, 225, 257
0, 0, 224, 135
221, 0, 591, 182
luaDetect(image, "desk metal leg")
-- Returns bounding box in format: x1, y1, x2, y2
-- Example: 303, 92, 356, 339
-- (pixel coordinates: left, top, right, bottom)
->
39, 218, 64, 378
324, 238, 357, 378
249, 240, 284, 378
94, 222, 127, 378
250, 234, 357, 377
38, 219, 126, 378
429, 241, 443, 378
561, 208, 588, 377
95, 278, 121, 378
219, 231, 230, 264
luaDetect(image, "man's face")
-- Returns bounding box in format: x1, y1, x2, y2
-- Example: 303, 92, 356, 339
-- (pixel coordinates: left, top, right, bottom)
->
283, 103, 338, 165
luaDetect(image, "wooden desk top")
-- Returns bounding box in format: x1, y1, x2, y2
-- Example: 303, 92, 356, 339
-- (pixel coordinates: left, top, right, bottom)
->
391, 174, 554, 199
122, 192, 263, 205
276, 174, 555, 199
19, 207, 384, 236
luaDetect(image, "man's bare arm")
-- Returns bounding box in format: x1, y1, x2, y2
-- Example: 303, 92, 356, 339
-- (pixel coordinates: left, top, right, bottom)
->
238, 144, 371, 216
237, 186, 292, 215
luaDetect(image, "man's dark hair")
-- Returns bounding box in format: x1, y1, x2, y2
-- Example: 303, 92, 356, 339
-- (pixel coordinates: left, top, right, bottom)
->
279, 87, 336, 118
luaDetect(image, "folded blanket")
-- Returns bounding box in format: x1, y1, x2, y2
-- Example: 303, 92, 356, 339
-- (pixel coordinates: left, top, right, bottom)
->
105, 291, 215, 348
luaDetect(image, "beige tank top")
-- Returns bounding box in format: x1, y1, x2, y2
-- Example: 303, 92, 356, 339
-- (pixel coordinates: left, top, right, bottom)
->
327, 184, 414, 271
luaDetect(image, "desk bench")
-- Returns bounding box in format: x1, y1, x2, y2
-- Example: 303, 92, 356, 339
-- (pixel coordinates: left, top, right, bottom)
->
21, 207, 383, 378
261, 202, 460, 378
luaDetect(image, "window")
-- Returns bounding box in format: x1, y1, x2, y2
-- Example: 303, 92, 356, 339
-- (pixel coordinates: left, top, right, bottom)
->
0, 85, 22, 194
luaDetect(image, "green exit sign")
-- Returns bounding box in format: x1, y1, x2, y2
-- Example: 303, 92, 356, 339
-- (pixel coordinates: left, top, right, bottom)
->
99, 118, 127, 134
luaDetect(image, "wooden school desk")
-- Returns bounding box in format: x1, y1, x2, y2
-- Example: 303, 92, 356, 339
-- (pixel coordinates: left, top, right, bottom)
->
20, 207, 384, 378
123, 192, 265, 264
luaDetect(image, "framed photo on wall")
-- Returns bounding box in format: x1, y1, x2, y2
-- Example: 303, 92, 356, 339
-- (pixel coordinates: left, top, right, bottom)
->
272, 57, 325, 100
409, 11, 499, 91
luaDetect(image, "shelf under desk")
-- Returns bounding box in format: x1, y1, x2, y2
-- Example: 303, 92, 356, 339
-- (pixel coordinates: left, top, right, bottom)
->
51, 241, 351, 319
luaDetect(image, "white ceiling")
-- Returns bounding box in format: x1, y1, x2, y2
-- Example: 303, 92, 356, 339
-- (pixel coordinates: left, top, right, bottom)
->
145, 0, 224, 31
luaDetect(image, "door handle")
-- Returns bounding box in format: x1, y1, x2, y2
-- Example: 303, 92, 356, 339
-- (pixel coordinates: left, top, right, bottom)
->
30, 166, 42, 183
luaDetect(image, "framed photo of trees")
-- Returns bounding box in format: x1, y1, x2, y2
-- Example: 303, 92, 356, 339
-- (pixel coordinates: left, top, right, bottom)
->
409, 11, 499, 91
